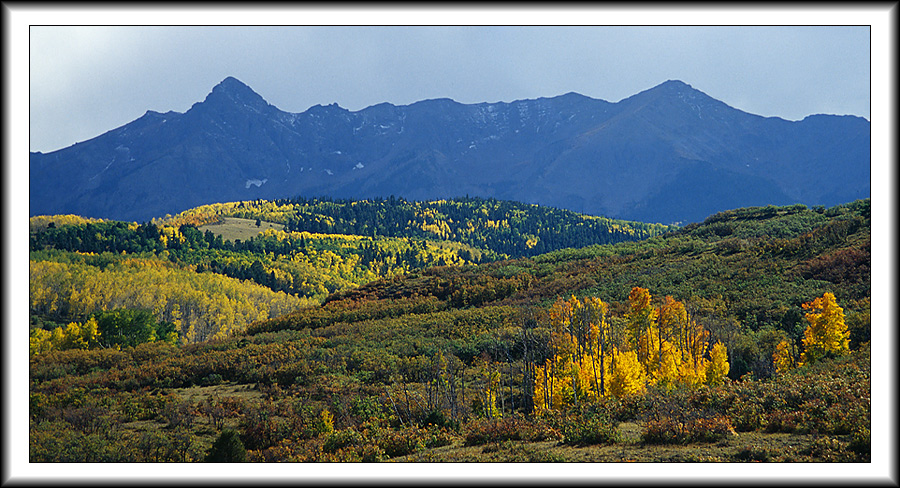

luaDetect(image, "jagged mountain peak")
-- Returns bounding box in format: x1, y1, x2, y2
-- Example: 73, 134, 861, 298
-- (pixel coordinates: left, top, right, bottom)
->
306, 102, 350, 114
212, 76, 256, 96
554, 91, 596, 101
659, 79, 692, 89
197, 76, 271, 113
612, 79, 738, 125
30, 77, 869, 224
629, 79, 707, 101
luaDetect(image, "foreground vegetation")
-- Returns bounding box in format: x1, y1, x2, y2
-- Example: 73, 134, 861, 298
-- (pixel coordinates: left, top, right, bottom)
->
28, 199, 870, 462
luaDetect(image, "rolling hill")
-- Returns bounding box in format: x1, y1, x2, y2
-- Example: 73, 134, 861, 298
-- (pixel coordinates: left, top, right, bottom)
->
28, 200, 871, 463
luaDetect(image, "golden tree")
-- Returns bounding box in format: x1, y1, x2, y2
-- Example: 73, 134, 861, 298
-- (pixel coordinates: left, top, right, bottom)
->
28, 316, 101, 356
626, 287, 657, 366
657, 296, 687, 352
773, 339, 797, 374
534, 290, 725, 411
654, 340, 682, 390
534, 295, 617, 411
580, 296, 611, 397
608, 348, 647, 398
705, 341, 730, 386
799, 292, 850, 366
29, 328, 52, 356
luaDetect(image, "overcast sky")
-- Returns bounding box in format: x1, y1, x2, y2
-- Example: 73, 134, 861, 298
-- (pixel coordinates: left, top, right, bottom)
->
27, 17, 872, 153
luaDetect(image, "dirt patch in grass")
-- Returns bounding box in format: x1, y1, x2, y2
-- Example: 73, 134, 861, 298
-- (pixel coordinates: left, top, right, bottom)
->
173, 382, 263, 403
617, 422, 642, 443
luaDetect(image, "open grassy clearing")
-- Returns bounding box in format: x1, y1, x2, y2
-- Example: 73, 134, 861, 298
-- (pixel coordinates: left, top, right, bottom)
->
111, 383, 267, 460
396, 427, 824, 463
198, 217, 284, 242
173, 382, 265, 403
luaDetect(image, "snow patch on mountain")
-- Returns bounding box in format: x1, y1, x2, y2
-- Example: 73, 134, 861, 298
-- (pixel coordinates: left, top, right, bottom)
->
245, 178, 268, 189
90, 158, 116, 181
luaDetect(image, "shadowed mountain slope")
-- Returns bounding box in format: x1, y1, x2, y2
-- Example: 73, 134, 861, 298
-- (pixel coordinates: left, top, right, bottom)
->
30, 77, 869, 224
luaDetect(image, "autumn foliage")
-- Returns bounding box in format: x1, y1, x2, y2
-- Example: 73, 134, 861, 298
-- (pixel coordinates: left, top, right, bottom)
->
27, 200, 870, 462
533, 288, 730, 414
799, 292, 850, 366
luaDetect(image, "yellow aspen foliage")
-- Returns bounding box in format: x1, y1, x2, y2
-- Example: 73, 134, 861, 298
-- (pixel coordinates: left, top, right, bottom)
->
30, 258, 306, 344
800, 292, 850, 365
49, 327, 66, 349
580, 296, 611, 396
61, 322, 84, 349
481, 369, 503, 418
320, 409, 335, 435
706, 341, 730, 386
655, 340, 682, 390
628, 287, 653, 315
657, 295, 687, 346
169, 303, 183, 332
549, 297, 575, 343
681, 317, 710, 373
626, 287, 658, 365
608, 348, 647, 398
29, 316, 102, 356
29, 214, 106, 232
64, 317, 100, 350
534, 347, 613, 412
29, 328, 53, 356
533, 356, 574, 413
534, 295, 619, 412
636, 326, 660, 372
676, 357, 708, 389
773, 339, 796, 375
182, 320, 198, 345
532, 359, 554, 414
83, 317, 101, 345
576, 349, 607, 403
535, 290, 723, 410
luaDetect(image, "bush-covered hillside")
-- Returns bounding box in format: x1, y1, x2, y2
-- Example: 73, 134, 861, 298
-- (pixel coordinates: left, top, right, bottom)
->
28, 200, 870, 463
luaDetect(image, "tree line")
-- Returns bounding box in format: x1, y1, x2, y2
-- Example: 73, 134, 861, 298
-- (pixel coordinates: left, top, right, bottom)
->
164, 195, 674, 258
30, 219, 488, 301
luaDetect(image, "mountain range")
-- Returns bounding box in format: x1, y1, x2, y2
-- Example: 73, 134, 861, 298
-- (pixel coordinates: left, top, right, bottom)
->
30, 77, 870, 224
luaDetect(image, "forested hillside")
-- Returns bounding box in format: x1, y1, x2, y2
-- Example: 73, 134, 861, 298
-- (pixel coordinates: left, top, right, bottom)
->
28, 199, 870, 463
163, 196, 674, 258
30, 196, 666, 342
253, 199, 870, 380
30, 223, 483, 343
